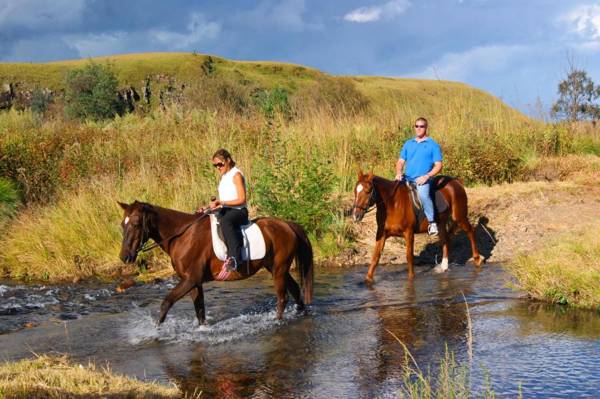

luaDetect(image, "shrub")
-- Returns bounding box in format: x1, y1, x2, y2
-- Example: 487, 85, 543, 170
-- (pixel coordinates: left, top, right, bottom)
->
65, 62, 124, 121
0, 177, 19, 224
252, 140, 338, 235
30, 87, 53, 115
253, 87, 291, 119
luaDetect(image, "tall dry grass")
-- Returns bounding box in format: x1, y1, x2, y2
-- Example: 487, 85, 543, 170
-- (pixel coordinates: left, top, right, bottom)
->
0, 72, 599, 282
0, 355, 198, 398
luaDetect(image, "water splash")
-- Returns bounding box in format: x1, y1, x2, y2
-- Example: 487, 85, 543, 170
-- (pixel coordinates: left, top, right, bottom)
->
125, 307, 299, 345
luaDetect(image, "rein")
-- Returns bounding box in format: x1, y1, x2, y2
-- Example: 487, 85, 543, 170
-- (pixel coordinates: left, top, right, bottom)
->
353, 179, 404, 214
136, 209, 212, 255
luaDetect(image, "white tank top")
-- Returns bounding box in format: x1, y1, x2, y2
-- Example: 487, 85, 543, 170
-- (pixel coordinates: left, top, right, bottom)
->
218, 166, 247, 209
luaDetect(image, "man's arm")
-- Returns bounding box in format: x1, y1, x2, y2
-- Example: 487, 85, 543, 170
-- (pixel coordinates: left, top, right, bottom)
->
395, 158, 405, 180
415, 161, 442, 185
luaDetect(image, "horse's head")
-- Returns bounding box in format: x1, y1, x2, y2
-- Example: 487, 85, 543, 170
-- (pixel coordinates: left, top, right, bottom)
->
352, 170, 375, 222
117, 200, 154, 264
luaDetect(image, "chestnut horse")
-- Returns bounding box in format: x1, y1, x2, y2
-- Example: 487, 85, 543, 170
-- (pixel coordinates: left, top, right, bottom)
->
118, 201, 313, 325
352, 172, 482, 284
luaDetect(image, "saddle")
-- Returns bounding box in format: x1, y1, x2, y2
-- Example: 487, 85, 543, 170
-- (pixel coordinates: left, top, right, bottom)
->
209, 213, 266, 262
405, 175, 450, 229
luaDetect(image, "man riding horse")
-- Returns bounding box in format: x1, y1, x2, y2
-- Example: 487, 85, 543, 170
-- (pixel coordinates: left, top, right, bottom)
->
395, 117, 442, 236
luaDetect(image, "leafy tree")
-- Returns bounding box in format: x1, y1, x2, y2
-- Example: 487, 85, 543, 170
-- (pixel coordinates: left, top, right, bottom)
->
552, 67, 600, 121
65, 62, 123, 121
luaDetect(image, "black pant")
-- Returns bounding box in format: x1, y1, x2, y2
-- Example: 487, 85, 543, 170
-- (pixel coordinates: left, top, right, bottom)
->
219, 207, 249, 265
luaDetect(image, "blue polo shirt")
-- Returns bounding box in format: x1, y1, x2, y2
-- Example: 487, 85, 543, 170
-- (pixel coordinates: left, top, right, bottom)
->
400, 137, 443, 181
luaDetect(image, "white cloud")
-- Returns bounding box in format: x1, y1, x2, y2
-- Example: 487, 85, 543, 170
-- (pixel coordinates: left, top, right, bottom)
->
0, 0, 86, 30
408, 45, 529, 82
564, 4, 600, 39
151, 13, 220, 49
63, 13, 220, 57
344, 0, 410, 23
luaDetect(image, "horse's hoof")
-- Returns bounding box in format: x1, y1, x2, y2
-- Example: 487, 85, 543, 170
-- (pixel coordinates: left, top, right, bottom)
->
432, 264, 448, 274
365, 276, 375, 285
473, 257, 484, 267
295, 304, 306, 314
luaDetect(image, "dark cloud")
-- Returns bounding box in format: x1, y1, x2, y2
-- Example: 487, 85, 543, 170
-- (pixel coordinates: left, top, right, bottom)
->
1, 0, 599, 112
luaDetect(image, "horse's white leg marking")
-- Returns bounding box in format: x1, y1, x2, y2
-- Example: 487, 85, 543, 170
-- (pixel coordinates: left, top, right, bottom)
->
433, 257, 449, 273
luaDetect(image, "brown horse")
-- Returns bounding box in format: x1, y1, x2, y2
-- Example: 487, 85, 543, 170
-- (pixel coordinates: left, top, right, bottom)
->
118, 201, 313, 325
352, 171, 482, 284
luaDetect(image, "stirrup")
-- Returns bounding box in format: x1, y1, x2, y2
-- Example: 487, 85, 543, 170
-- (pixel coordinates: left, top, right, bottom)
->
224, 257, 237, 272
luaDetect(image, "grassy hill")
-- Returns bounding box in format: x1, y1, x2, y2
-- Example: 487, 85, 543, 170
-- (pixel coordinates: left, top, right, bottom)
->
0, 52, 591, 282
1, 52, 523, 116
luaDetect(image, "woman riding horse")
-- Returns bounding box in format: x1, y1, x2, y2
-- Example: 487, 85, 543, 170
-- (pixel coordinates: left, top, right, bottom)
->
204, 149, 248, 272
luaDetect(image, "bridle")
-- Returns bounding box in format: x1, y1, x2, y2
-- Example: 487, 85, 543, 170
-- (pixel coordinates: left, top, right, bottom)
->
352, 184, 378, 215
133, 208, 212, 255
352, 179, 404, 216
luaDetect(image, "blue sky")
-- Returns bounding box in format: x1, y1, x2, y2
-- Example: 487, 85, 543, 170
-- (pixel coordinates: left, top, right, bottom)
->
2, 0, 600, 115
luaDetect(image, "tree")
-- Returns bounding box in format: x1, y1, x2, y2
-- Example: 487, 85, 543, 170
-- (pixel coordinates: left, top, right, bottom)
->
65, 62, 123, 121
551, 66, 600, 122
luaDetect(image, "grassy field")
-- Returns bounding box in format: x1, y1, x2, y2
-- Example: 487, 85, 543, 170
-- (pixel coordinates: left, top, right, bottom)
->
507, 221, 600, 310
0, 52, 599, 283
0, 355, 197, 398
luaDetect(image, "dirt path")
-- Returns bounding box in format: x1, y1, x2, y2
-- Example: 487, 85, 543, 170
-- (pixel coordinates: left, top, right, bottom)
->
333, 175, 600, 268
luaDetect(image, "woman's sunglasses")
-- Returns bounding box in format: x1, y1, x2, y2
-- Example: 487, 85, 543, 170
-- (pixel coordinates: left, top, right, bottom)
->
212, 162, 225, 168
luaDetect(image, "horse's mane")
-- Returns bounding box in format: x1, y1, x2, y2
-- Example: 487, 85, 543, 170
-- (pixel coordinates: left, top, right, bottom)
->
138, 201, 198, 223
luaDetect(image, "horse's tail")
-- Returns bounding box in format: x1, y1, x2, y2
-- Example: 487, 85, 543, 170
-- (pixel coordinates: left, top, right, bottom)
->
287, 221, 314, 304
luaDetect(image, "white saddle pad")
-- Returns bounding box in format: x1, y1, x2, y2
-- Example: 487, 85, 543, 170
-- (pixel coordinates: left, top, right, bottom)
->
210, 214, 266, 261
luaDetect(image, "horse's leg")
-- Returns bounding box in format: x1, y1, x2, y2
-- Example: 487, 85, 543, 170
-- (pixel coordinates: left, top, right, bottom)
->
365, 229, 387, 284
273, 270, 288, 320
190, 285, 206, 325
458, 218, 483, 267
434, 215, 450, 273
403, 229, 415, 279
285, 272, 305, 313
157, 278, 195, 326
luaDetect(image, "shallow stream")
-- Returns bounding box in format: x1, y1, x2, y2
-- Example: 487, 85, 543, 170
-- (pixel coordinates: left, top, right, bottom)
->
1, 264, 600, 398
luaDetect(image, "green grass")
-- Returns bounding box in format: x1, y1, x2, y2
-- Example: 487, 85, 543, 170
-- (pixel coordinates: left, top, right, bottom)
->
506, 222, 600, 309
0, 355, 198, 399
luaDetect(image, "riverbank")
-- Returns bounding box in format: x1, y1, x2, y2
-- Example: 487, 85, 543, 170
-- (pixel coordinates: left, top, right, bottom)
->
0, 355, 196, 398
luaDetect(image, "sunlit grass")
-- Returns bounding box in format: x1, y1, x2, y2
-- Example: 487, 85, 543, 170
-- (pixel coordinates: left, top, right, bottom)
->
0, 355, 199, 399
507, 222, 600, 309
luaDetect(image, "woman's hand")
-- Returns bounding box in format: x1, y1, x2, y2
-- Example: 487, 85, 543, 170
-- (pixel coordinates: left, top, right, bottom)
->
209, 199, 221, 210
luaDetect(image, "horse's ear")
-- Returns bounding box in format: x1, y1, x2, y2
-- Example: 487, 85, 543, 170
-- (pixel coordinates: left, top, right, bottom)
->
117, 201, 129, 211
367, 170, 374, 180
357, 169, 363, 180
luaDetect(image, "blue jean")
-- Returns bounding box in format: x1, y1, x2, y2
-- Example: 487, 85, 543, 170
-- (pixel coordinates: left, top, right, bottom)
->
416, 183, 435, 222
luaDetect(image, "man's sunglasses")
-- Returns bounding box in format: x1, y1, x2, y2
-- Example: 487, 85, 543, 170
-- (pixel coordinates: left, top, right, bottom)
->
415, 124, 427, 128
212, 162, 225, 168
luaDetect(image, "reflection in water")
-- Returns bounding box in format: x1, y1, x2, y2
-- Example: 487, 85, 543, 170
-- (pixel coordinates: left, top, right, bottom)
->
1, 265, 600, 398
